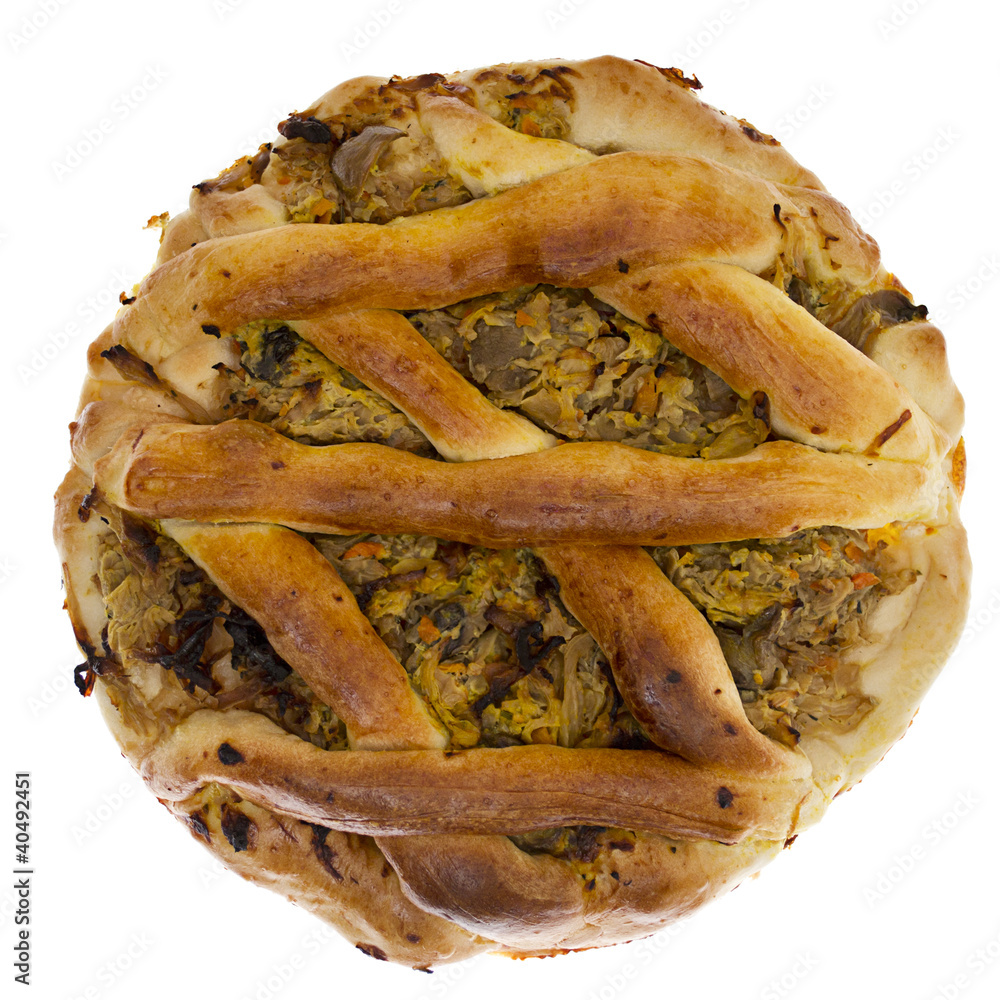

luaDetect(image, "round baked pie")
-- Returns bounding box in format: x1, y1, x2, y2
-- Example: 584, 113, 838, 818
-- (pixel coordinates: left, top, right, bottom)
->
54, 56, 969, 966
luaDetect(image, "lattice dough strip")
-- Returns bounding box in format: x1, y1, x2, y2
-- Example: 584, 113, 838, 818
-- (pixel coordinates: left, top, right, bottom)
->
537, 544, 808, 777
594, 261, 948, 462
113, 151, 878, 373
141, 709, 809, 844
162, 520, 446, 752
413, 92, 597, 197
293, 309, 554, 461
95, 423, 940, 544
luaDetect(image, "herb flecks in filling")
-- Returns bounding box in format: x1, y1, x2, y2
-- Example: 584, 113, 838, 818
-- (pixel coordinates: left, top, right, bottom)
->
95, 516, 347, 751
409, 285, 768, 458
652, 527, 917, 747
218, 322, 432, 454
313, 533, 648, 750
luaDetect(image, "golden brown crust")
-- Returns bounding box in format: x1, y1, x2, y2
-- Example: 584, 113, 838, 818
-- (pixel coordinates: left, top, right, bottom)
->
115, 151, 871, 376
139, 709, 809, 844
162, 521, 447, 752
95, 422, 941, 545
594, 262, 945, 462
866, 320, 965, 444
538, 545, 808, 777
54, 467, 110, 654
379, 834, 588, 950
57, 55, 970, 965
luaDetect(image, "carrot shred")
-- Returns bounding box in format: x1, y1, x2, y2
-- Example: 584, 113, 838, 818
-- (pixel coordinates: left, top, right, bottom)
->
631, 377, 659, 417
417, 616, 440, 644
342, 541, 386, 560
851, 572, 880, 590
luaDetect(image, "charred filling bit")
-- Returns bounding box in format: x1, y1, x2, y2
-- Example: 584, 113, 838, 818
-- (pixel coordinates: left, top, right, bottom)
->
94, 513, 347, 750
509, 826, 651, 886
271, 129, 471, 225
216, 321, 433, 455
265, 75, 482, 225
408, 285, 768, 458
312, 533, 648, 750
196, 68, 576, 226
652, 527, 918, 747
510, 825, 627, 862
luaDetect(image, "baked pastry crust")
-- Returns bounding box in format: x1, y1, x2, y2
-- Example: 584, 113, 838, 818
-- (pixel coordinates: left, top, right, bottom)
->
55, 55, 969, 966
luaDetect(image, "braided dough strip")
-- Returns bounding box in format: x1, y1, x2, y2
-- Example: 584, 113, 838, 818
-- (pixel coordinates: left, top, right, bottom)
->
594, 262, 947, 462
141, 709, 809, 844
94, 422, 940, 545
115, 151, 877, 370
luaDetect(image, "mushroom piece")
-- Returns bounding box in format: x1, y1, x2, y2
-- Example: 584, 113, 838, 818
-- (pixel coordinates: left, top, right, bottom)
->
331, 125, 407, 198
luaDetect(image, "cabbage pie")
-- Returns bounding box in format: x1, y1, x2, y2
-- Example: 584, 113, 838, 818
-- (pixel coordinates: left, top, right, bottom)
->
55, 56, 969, 966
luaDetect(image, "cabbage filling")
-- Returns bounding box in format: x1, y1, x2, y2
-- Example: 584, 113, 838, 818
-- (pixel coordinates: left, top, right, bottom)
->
653, 527, 917, 747
218, 286, 768, 460
410, 285, 768, 457
91, 510, 348, 751
87, 504, 913, 866
312, 533, 645, 750
218, 321, 433, 455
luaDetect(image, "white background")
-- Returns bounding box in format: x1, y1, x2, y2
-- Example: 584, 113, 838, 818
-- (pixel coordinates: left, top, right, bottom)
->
2, 0, 998, 998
